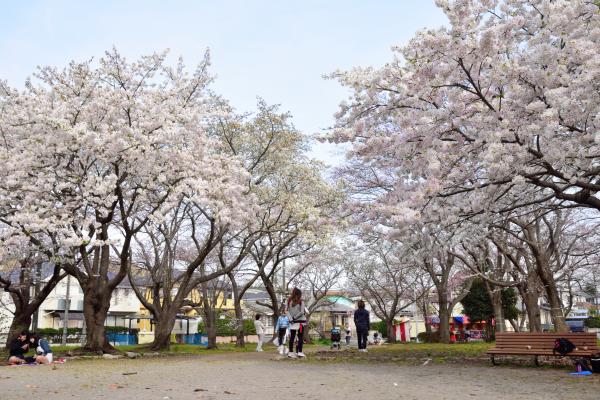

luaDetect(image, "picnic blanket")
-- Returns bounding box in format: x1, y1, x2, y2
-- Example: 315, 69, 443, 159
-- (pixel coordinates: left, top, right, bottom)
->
7, 358, 66, 367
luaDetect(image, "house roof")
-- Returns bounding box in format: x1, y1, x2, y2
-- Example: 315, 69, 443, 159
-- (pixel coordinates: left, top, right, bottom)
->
244, 302, 274, 316
314, 296, 355, 313
242, 288, 271, 301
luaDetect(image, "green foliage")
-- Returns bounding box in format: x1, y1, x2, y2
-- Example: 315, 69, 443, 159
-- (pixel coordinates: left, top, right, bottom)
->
35, 326, 137, 337
371, 321, 387, 338
105, 326, 138, 334
36, 328, 82, 335
462, 279, 493, 322
197, 314, 256, 335
585, 316, 600, 328
461, 278, 519, 323
243, 319, 256, 335
417, 331, 440, 343
501, 287, 519, 320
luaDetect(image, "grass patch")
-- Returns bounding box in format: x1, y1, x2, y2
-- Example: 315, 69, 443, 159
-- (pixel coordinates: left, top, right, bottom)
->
0, 342, 258, 360
309, 342, 494, 366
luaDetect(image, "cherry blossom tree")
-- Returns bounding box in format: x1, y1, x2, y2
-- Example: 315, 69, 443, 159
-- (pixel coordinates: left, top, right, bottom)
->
329, 0, 600, 224
287, 247, 346, 340
0, 49, 253, 352
347, 239, 426, 342
126, 202, 257, 351
207, 100, 342, 346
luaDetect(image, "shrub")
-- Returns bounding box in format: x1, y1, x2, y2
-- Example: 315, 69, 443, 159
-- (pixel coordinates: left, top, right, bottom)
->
36, 328, 82, 336
243, 319, 256, 335
105, 326, 138, 334
370, 321, 387, 338
585, 316, 600, 328
198, 315, 256, 335
417, 331, 440, 343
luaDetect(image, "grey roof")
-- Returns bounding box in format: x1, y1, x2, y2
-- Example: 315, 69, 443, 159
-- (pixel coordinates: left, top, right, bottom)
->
244, 302, 274, 316
242, 288, 271, 301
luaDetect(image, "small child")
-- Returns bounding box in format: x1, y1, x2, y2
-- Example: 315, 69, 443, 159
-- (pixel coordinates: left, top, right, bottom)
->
254, 314, 265, 352
275, 308, 290, 355
373, 331, 381, 345
345, 326, 352, 347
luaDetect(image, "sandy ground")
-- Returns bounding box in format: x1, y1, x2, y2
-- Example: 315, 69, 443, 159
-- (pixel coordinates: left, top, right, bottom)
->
1, 352, 600, 400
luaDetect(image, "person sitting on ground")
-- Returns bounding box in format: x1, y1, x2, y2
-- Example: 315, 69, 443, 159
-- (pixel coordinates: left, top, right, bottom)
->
254, 314, 266, 352
373, 331, 381, 345
353, 300, 370, 352
29, 334, 53, 364
8, 331, 34, 365
275, 306, 290, 355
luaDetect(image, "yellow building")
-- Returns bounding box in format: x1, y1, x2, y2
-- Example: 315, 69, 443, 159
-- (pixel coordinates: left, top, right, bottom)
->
136, 284, 237, 343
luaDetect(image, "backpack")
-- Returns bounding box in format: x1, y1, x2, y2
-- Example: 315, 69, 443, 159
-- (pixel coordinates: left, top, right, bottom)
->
553, 338, 576, 356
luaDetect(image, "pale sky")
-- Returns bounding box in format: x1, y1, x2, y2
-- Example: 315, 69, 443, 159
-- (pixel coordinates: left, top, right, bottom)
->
0, 0, 447, 166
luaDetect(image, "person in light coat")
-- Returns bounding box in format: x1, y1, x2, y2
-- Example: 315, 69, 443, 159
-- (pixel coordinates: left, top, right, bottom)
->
254, 314, 266, 352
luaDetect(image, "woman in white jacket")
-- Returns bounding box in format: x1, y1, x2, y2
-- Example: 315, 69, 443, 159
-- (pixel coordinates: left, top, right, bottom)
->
254, 314, 266, 352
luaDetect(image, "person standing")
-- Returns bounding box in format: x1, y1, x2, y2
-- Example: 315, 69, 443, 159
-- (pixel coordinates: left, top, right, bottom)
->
345, 325, 352, 347
275, 306, 290, 355
354, 300, 370, 352
254, 314, 266, 352
286, 287, 308, 358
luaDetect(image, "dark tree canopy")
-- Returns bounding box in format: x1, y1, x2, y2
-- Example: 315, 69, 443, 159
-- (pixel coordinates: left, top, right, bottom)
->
462, 279, 518, 323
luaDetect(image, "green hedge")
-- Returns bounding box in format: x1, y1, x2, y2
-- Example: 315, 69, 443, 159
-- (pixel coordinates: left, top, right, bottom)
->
370, 321, 387, 338
585, 316, 600, 328
35, 326, 138, 336
36, 328, 82, 335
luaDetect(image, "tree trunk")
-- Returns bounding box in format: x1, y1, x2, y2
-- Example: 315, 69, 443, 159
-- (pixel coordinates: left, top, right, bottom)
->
202, 305, 218, 349
386, 319, 396, 343
438, 299, 450, 344
6, 312, 32, 349
81, 288, 113, 353
536, 261, 568, 332
490, 290, 506, 333
150, 313, 177, 351
508, 319, 520, 332
520, 285, 542, 332
544, 283, 568, 332
233, 298, 245, 347
419, 298, 432, 333
3, 261, 64, 349
523, 224, 568, 333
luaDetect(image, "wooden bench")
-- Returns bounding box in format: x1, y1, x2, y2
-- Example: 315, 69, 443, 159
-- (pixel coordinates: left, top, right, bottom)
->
487, 332, 598, 366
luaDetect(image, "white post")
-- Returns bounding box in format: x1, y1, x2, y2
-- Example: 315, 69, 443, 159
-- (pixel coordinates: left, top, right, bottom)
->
414, 301, 420, 343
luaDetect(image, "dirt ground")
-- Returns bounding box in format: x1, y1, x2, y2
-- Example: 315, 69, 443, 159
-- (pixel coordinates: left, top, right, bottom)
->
1, 351, 600, 400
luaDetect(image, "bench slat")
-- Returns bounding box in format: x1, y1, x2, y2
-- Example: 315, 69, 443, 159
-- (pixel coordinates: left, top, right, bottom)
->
487, 333, 599, 360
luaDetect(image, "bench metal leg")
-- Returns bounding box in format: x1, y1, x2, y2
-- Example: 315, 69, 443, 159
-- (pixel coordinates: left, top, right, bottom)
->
534, 355, 540, 367
490, 355, 497, 366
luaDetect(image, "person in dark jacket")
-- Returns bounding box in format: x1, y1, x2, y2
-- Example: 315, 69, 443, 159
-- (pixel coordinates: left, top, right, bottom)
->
8, 331, 33, 365
353, 300, 370, 352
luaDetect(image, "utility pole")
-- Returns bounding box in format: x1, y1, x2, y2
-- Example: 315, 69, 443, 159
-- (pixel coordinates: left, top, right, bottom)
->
281, 259, 286, 305
61, 275, 71, 346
